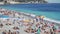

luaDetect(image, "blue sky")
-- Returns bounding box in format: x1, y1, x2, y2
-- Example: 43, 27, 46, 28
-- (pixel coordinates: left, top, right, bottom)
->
45, 0, 60, 3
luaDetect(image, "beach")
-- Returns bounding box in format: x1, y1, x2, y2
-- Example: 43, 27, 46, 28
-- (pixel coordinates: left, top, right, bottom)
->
0, 0, 60, 34
0, 8, 60, 34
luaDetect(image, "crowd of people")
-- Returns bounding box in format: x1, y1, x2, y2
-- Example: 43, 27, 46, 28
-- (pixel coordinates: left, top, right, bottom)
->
0, 8, 60, 34
0, 18, 60, 34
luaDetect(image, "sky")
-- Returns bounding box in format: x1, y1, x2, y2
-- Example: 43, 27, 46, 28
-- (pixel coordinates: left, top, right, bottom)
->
45, 0, 60, 3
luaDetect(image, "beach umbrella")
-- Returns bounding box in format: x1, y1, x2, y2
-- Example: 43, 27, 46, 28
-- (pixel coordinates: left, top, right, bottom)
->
23, 20, 30, 23
40, 16, 45, 19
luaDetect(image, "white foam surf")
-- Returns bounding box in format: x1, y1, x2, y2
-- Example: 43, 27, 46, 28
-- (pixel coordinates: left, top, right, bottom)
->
44, 17, 60, 24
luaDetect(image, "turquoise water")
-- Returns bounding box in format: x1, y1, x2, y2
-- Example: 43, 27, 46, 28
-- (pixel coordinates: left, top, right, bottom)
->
0, 4, 60, 21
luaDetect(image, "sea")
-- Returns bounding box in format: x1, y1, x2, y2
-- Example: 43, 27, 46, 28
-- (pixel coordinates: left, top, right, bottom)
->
0, 3, 60, 21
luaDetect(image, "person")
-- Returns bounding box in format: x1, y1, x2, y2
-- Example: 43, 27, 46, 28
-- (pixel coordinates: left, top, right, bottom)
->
2, 30, 7, 34
50, 29, 54, 34
16, 30, 19, 34
8, 30, 11, 34
36, 27, 41, 34
0, 23, 3, 28
52, 25, 56, 31
31, 25, 36, 30
2, 31, 6, 34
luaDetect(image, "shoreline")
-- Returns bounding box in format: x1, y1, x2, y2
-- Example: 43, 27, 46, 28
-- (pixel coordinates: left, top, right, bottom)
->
44, 18, 60, 24
0, 8, 60, 24
0, 8, 60, 34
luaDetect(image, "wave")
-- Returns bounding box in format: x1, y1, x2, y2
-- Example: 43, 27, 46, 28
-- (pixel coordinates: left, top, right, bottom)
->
44, 17, 60, 24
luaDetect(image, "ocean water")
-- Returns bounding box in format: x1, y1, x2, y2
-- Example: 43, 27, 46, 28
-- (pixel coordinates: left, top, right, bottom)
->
0, 3, 60, 21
